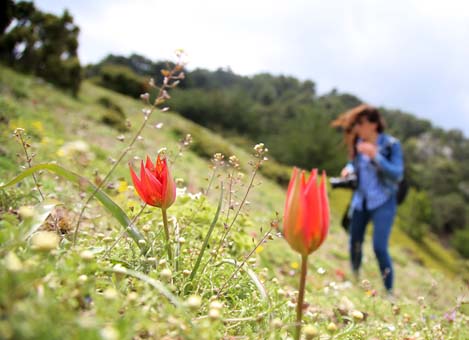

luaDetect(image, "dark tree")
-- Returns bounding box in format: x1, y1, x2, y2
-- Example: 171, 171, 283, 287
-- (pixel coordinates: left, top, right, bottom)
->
0, 1, 82, 95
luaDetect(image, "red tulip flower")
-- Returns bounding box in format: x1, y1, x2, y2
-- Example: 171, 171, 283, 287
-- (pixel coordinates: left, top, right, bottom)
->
129, 154, 176, 209
283, 168, 330, 256
282, 167, 329, 340
129, 154, 176, 261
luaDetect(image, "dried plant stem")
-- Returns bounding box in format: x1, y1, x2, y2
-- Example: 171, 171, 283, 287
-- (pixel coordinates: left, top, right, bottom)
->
214, 162, 260, 258
205, 166, 218, 196
170, 134, 192, 166
161, 208, 173, 262
295, 254, 308, 340
216, 227, 272, 298
17, 131, 44, 200
224, 170, 235, 224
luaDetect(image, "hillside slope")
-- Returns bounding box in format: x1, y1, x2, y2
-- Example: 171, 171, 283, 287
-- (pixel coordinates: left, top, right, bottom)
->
1, 66, 468, 339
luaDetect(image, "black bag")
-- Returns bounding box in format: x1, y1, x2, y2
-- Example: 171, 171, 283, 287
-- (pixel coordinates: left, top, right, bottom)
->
341, 202, 351, 232
396, 176, 409, 205
383, 139, 408, 205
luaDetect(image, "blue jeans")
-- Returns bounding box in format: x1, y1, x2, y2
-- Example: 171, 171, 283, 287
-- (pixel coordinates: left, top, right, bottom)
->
349, 195, 396, 291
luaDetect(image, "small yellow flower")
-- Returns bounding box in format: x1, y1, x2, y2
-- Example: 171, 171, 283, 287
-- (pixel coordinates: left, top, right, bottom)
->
117, 180, 128, 193
255, 245, 264, 254
290, 261, 299, 269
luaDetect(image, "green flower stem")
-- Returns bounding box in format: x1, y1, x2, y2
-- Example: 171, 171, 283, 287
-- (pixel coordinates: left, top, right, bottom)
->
161, 208, 173, 262
189, 182, 223, 282
295, 254, 308, 340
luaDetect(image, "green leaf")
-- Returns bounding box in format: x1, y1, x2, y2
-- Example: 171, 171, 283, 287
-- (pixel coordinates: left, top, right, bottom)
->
0, 163, 148, 252
104, 266, 181, 307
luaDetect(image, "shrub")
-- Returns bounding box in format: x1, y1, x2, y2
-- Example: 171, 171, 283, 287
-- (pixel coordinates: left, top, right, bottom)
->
173, 125, 233, 160
97, 64, 147, 98
97, 96, 128, 132
452, 229, 469, 258
0, 97, 19, 125
258, 160, 291, 187
431, 193, 467, 234
397, 188, 431, 241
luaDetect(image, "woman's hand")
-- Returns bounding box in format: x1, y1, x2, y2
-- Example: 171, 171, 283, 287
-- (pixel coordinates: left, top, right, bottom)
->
341, 167, 350, 177
357, 141, 377, 158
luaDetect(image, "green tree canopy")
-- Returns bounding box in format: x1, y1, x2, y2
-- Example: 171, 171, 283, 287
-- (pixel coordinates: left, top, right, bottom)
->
0, 1, 81, 95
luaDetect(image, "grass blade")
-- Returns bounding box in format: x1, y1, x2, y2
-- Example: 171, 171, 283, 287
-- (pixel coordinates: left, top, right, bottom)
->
104, 266, 181, 307
189, 182, 224, 281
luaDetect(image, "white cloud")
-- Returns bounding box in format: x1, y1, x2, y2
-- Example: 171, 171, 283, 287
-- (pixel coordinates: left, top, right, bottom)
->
36, 0, 469, 135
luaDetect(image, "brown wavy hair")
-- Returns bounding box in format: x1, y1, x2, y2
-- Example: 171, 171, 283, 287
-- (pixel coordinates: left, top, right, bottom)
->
331, 104, 386, 159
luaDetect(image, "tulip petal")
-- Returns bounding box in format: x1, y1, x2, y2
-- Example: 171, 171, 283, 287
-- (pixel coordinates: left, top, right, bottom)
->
304, 169, 318, 194
286, 167, 299, 202
303, 170, 322, 253
155, 154, 164, 175
143, 168, 163, 206
318, 171, 330, 246
130, 163, 149, 204
283, 168, 307, 255
162, 163, 176, 209
145, 155, 154, 173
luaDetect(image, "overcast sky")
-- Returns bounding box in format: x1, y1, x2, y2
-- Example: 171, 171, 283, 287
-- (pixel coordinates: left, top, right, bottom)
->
36, 0, 469, 136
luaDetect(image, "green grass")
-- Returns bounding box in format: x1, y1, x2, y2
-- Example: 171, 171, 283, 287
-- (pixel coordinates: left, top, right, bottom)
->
1, 66, 468, 339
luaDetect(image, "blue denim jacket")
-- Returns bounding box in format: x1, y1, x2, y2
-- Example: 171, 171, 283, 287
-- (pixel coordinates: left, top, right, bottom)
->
346, 133, 404, 210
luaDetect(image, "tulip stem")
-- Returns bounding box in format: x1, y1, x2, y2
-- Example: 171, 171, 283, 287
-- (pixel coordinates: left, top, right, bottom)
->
295, 254, 308, 340
161, 208, 173, 262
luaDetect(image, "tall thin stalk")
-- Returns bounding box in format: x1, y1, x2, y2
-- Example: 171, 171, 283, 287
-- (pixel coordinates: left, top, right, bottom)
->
295, 254, 308, 340
224, 169, 235, 224
213, 162, 259, 258
161, 208, 173, 262
72, 55, 185, 245
213, 144, 267, 260
14, 128, 44, 200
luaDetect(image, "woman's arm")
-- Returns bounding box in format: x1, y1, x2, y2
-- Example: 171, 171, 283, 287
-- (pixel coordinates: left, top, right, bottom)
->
373, 141, 404, 181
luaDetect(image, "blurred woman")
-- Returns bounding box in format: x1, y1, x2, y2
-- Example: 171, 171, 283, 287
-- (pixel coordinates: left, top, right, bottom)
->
332, 104, 404, 294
